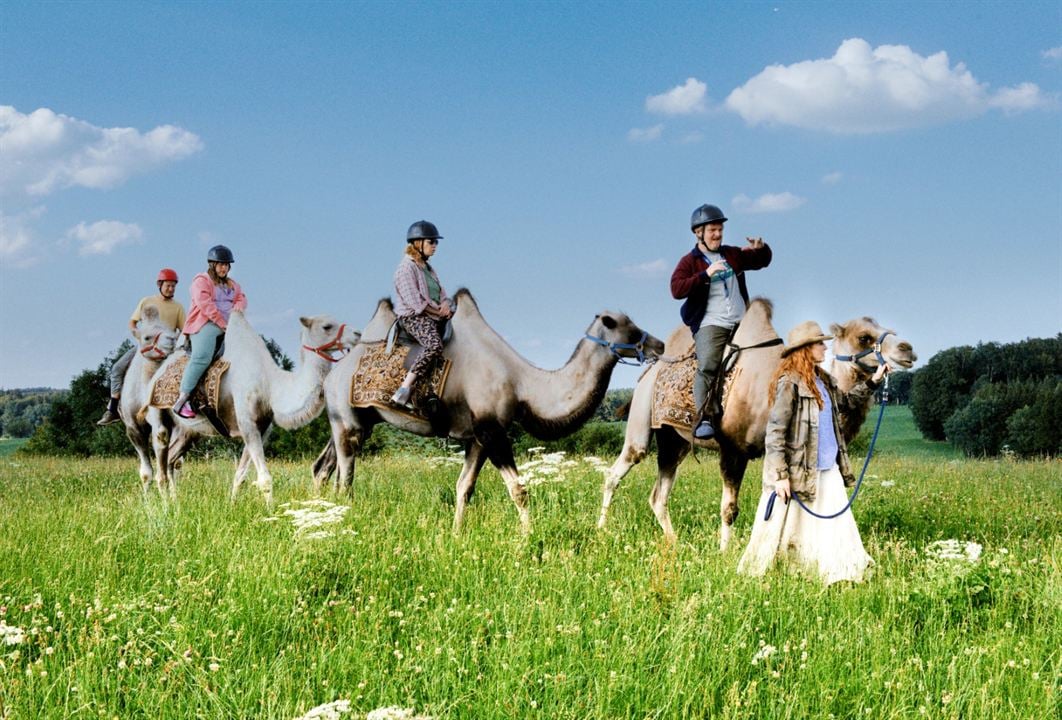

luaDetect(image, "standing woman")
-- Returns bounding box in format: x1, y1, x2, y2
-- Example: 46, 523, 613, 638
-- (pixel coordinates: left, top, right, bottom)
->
738, 321, 888, 585
172, 245, 247, 418
390, 220, 452, 408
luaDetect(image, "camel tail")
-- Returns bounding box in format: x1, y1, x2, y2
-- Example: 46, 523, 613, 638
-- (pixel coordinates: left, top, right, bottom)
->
313, 439, 337, 484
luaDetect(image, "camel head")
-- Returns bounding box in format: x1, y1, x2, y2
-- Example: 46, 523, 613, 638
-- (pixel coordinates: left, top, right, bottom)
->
299, 315, 361, 362
830, 316, 917, 373
585, 312, 665, 364
133, 305, 180, 362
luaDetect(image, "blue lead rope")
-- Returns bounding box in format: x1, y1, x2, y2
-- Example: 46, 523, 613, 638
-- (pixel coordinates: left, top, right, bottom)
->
764, 381, 888, 521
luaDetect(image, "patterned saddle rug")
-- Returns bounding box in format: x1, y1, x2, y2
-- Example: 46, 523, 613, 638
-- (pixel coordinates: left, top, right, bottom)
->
350, 342, 452, 421
650, 355, 741, 432
149, 355, 230, 410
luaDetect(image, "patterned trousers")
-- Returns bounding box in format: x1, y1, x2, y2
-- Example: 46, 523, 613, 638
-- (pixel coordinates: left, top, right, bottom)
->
399, 314, 443, 379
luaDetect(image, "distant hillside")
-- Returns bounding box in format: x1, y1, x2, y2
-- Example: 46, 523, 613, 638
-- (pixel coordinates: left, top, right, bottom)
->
0, 388, 65, 438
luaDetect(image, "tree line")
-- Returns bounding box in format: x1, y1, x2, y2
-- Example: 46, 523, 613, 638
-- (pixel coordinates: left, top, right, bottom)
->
909, 335, 1061, 457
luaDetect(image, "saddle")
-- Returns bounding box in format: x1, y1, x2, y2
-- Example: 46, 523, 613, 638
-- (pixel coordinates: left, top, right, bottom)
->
350, 318, 453, 430
149, 354, 230, 414
650, 354, 741, 434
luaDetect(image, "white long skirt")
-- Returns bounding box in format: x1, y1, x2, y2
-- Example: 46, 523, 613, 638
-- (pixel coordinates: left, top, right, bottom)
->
737, 464, 873, 585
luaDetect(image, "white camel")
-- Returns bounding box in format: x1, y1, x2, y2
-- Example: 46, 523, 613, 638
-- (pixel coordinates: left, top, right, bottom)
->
146, 310, 359, 503
597, 302, 917, 550
313, 289, 665, 531
115, 305, 182, 493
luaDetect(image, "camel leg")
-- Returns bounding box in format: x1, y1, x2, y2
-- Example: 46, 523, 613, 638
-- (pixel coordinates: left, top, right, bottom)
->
231, 446, 254, 500
127, 423, 154, 495
234, 414, 274, 507
149, 409, 172, 498
312, 438, 337, 494
648, 426, 691, 542
718, 446, 749, 552
328, 424, 362, 498
476, 421, 529, 533
453, 441, 488, 533
597, 429, 651, 530
164, 427, 196, 501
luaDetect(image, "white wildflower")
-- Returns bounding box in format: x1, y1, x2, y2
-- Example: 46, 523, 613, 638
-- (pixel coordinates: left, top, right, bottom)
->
880, 480, 895, 488
527, 446, 545, 454
926, 539, 983, 563
277, 501, 350, 539
752, 644, 777, 665
0, 622, 25, 646
293, 699, 352, 720
366, 707, 434, 720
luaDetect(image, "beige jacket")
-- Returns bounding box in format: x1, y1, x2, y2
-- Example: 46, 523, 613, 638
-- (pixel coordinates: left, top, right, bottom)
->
763, 368, 876, 498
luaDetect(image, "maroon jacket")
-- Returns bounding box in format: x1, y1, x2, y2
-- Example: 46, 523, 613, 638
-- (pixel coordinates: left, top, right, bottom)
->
670, 243, 772, 334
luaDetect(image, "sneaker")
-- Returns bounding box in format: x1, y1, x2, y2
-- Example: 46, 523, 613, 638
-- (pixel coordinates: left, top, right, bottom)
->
390, 386, 413, 409
175, 402, 198, 419
693, 420, 715, 439
96, 409, 120, 426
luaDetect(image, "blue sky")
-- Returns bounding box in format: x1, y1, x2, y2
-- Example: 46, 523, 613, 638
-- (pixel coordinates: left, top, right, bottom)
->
2, 0, 1060, 390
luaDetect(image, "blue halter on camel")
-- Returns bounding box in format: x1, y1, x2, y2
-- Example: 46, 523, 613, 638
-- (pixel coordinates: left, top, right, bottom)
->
763, 331, 893, 522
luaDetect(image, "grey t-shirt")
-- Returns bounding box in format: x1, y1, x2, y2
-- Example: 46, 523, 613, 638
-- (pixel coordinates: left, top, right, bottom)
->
699, 249, 746, 329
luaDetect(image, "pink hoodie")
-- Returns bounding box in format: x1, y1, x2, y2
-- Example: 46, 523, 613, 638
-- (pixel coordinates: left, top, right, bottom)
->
182, 272, 247, 334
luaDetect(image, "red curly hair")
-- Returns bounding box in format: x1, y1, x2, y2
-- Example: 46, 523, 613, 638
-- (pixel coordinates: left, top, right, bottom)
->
768, 345, 824, 410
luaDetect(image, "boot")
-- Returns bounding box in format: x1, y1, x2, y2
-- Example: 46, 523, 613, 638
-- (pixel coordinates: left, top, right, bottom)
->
694, 419, 715, 439
390, 385, 414, 409
173, 392, 197, 419
97, 397, 121, 426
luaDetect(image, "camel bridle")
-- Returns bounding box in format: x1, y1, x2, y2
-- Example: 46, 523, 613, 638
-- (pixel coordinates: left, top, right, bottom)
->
834, 330, 894, 373
584, 330, 652, 366
139, 335, 172, 361
303, 323, 350, 363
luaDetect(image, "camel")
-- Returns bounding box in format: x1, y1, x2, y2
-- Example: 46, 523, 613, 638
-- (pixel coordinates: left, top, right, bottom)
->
116, 305, 182, 492
145, 310, 359, 503
596, 299, 917, 550
312, 289, 665, 531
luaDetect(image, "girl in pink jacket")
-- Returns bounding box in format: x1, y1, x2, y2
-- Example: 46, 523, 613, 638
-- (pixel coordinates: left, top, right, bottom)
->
173, 245, 247, 418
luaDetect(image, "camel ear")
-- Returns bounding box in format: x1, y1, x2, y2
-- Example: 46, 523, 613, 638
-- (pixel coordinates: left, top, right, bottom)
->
300, 316, 312, 328
600, 314, 618, 330
829, 323, 845, 339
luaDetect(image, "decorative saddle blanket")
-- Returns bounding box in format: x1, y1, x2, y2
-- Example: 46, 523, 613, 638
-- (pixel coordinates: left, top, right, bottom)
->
149, 355, 230, 410
650, 355, 741, 432
349, 342, 452, 421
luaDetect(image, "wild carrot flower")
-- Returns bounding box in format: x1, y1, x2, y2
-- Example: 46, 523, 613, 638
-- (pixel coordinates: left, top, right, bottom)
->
0, 622, 25, 646
292, 699, 351, 720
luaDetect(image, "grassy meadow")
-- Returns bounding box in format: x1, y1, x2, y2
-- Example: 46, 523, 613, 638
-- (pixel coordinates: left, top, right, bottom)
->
0, 408, 1058, 719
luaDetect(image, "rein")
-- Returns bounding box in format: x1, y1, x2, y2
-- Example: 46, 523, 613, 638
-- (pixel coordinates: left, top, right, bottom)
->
584, 330, 651, 366
139, 337, 172, 361
764, 374, 889, 521
303, 323, 350, 363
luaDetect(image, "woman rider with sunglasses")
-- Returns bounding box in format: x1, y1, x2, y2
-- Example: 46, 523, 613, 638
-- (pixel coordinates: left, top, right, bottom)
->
390, 220, 452, 408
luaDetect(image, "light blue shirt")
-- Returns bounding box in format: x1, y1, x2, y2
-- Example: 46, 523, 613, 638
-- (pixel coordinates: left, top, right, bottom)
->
815, 376, 839, 470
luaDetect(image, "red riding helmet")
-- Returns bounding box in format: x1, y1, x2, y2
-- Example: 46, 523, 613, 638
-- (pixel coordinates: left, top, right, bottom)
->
157, 268, 179, 283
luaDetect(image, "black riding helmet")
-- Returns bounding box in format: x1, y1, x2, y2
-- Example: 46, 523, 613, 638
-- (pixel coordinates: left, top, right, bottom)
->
690, 204, 727, 230
207, 244, 235, 263
407, 220, 442, 242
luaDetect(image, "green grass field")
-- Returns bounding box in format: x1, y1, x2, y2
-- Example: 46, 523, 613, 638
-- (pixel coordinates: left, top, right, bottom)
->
0, 409, 1058, 719
0, 438, 27, 459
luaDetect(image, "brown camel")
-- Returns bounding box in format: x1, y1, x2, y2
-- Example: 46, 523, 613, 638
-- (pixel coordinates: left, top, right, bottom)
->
597, 299, 917, 550
313, 289, 665, 531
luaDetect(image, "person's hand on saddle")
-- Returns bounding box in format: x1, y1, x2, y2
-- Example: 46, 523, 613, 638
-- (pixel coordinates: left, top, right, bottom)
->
428, 303, 453, 320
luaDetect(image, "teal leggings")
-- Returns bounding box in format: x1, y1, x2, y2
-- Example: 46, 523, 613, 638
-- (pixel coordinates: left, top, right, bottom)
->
180, 322, 225, 395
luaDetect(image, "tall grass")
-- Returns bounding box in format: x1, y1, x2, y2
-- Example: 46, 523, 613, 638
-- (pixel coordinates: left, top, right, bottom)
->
0, 419, 1057, 718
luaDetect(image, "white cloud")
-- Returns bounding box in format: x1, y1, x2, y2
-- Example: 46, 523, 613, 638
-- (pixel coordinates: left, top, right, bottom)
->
646, 78, 708, 115
679, 131, 704, 144
0, 105, 203, 197
821, 171, 843, 185
732, 192, 806, 213
619, 258, 669, 279
1042, 47, 1062, 61
0, 208, 46, 268
627, 124, 663, 142
725, 38, 1049, 133
66, 220, 143, 256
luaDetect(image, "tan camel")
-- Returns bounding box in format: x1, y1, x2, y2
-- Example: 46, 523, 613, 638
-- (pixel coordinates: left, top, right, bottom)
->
146, 310, 359, 503
597, 299, 917, 550
313, 289, 665, 531
116, 305, 182, 492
